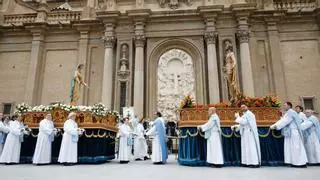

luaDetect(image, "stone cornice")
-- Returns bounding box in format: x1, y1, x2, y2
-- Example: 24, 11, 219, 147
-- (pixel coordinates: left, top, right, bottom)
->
127, 9, 151, 22
96, 10, 120, 24
231, 3, 257, 17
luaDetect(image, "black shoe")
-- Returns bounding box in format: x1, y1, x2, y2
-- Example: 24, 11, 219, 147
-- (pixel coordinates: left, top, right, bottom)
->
135, 158, 142, 161
210, 164, 223, 168
63, 163, 76, 166
153, 162, 164, 165
292, 164, 307, 168
120, 161, 129, 164
144, 156, 149, 160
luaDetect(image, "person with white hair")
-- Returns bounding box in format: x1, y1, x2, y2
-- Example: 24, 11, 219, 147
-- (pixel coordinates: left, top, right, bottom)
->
301, 109, 320, 164
198, 107, 224, 167
0, 115, 25, 164
33, 113, 58, 165
58, 112, 84, 165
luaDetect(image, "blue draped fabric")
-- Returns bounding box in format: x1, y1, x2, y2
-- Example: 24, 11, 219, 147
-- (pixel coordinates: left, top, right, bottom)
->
178, 127, 284, 166
20, 129, 116, 164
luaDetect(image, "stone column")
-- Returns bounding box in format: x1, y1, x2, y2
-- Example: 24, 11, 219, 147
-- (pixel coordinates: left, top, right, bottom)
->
204, 20, 220, 103
237, 17, 255, 97
24, 27, 46, 105
266, 18, 287, 98
133, 22, 146, 117
101, 23, 116, 108
78, 29, 90, 105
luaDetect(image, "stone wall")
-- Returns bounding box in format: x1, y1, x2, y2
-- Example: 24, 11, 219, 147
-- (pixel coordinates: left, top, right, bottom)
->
0, 0, 320, 115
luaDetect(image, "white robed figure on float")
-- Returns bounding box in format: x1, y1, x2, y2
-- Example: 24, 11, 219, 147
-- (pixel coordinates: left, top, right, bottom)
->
270, 102, 308, 166
198, 107, 224, 166
118, 117, 132, 163
33, 114, 58, 164
232, 105, 261, 166
58, 112, 84, 164
0, 115, 28, 164
301, 109, 320, 164
146, 112, 168, 164
133, 118, 148, 160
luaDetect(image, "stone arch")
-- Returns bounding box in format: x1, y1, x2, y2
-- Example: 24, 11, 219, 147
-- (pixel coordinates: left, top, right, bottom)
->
146, 38, 205, 119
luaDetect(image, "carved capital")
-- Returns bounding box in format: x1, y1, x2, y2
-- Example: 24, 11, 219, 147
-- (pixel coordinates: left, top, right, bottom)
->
103, 36, 116, 48
237, 30, 250, 43
134, 34, 146, 47
204, 31, 217, 44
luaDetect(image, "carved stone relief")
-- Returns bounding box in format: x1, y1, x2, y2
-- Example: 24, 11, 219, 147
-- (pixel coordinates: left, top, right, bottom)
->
158, 0, 193, 9
118, 44, 129, 78
157, 49, 195, 122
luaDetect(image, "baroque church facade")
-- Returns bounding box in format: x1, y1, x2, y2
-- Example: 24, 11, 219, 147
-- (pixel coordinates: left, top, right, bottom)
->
0, 0, 320, 120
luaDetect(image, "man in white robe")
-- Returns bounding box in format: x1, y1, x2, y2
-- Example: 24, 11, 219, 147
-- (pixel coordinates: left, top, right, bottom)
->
134, 118, 148, 161
270, 101, 308, 167
301, 109, 320, 164
198, 107, 224, 167
58, 112, 84, 165
33, 114, 57, 165
118, 118, 131, 163
0, 115, 24, 164
0, 116, 10, 156
295, 105, 307, 122
232, 104, 261, 167
146, 112, 168, 164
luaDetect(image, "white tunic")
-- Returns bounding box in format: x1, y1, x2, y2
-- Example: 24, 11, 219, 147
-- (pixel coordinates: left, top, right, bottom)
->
134, 123, 148, 159
235, 110, 261, 165
299, 112, 307, 122
118, 124, 130, 161
0, 121, 10, 156
146, 125, 162, 163
301, 116, 320, 164
33, 119, 55, 164
0, 120, 23, 163
200, 114, 224, 165
273, 109, 308, 166
58, 119, 79, 163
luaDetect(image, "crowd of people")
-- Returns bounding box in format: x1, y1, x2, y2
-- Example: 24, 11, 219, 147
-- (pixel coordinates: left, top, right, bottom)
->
199, 102, 320, 168
0, 102, 319, 168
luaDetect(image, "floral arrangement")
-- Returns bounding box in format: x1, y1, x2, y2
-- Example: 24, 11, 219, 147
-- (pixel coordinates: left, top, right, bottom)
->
179, 95, 281, 109
14, 102, 119, 118
207, 102, 229, 108
238, 95, 281, 108
15, 103, 31, 114
91, 103, 109, 116
179, 94, 195, 109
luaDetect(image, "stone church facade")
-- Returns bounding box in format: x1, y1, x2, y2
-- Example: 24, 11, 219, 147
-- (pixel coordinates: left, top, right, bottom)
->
0, 0, 319, 119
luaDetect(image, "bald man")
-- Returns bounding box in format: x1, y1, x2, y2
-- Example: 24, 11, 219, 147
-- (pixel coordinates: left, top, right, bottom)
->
198, 107, 224, 167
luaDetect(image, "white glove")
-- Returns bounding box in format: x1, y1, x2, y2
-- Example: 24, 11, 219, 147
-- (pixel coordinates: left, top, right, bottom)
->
235, 113, 240, 118
270, 124, 276, 130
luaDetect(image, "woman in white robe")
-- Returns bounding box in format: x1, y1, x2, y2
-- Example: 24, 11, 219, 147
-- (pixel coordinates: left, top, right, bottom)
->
33, 114, 56, 165
118, 118, 131, 163
270, 102, 308, 167
232, 105, 261, 167
0, 115, 23, 164
146, 112, 168, 164
134, 121, 148, 160
198, 107, 224, 166
58, 112, 83, 165
301, 109, 320, 164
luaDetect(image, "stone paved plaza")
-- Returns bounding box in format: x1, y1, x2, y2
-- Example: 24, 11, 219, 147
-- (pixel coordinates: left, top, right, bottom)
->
0, 155, 318, 180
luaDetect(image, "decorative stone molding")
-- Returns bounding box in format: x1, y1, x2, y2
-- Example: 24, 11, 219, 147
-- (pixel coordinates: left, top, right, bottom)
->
158, 0, 193, 9
236, 30, 250, 43
134, 34, 146, 47
133, 22, 146, 47
204, 31, 217, 44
